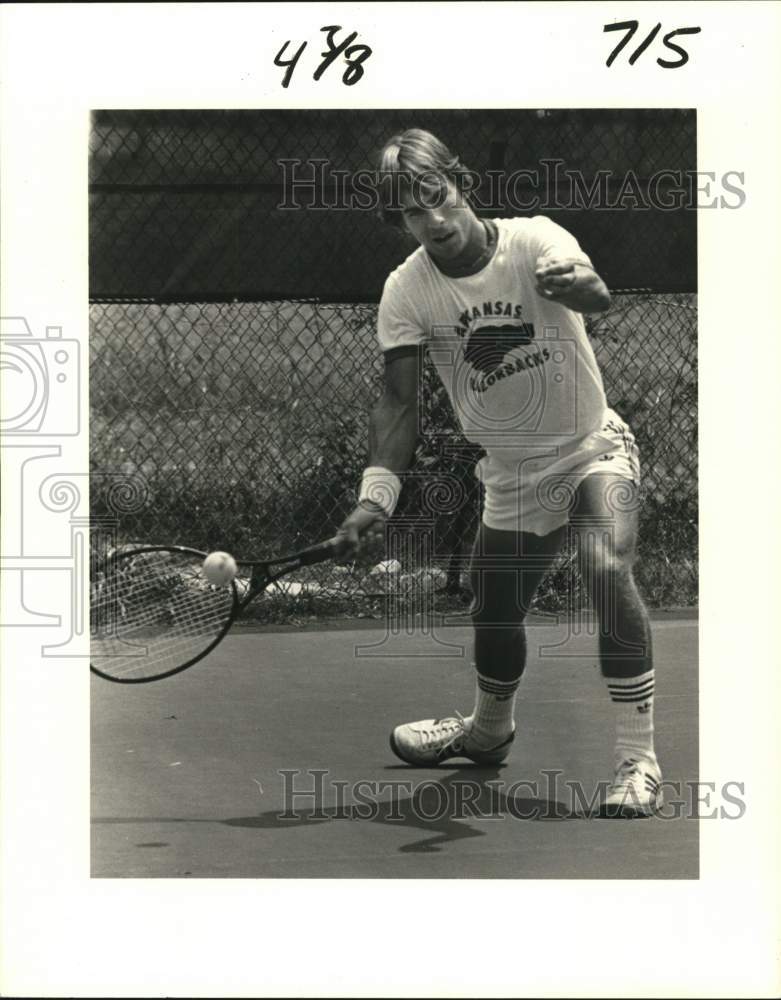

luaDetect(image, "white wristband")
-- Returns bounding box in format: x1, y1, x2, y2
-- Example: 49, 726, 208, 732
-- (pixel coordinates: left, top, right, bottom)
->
358, 466, 402, 517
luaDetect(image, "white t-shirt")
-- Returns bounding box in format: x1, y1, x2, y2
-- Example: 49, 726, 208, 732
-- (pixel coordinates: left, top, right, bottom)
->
377, 216, 608, 461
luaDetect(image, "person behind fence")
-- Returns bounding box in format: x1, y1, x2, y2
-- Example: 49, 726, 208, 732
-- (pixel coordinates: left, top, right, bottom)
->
334, 128, 661, 816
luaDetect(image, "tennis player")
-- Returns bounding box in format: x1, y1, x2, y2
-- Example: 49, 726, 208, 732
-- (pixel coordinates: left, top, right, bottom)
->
335, 129, 661, 817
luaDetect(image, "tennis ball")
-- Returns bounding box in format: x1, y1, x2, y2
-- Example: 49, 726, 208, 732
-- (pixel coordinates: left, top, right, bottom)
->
203, 551, 238, 586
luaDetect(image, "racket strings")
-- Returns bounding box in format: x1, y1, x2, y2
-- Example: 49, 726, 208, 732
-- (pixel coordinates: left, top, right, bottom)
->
91, 552, 235, 680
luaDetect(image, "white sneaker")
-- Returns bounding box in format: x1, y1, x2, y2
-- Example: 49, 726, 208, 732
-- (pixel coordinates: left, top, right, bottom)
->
389, 713, 514, 767
600, 755, 663, 817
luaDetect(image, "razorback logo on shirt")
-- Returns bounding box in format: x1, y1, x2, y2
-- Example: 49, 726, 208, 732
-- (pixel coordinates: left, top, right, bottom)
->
462, 319, 537, 375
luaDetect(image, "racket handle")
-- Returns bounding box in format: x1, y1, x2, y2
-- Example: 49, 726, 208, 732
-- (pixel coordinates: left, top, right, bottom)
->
297, 536, 340, 566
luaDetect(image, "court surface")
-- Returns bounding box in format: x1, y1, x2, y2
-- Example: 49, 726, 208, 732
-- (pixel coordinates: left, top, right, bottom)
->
91, 614, 698, 878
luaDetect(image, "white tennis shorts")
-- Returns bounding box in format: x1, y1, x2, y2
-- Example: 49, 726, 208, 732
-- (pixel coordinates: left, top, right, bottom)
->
476, 408, 641, 536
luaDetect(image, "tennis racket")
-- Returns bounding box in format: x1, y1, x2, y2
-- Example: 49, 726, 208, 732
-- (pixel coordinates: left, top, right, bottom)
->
90, 537, 339, 684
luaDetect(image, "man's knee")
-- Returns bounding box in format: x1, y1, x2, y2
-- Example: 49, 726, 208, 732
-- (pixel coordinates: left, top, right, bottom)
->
577, 541, 637, 587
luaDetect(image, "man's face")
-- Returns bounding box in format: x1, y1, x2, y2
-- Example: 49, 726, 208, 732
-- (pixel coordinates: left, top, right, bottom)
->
398, 176, 474, 261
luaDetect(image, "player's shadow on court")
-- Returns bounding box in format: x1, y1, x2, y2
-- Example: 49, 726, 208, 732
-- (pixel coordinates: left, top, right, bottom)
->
222, 766, 581, 854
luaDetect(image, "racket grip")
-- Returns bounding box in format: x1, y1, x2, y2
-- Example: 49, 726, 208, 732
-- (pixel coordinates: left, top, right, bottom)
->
298, 537, 339, 566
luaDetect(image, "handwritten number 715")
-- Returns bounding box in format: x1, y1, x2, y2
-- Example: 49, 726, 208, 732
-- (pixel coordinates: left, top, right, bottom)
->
604, 21, 701, 68
274, 25, 372, 87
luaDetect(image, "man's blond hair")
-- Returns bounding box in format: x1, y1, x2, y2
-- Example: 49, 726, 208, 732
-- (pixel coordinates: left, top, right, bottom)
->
375, 128, 474, 225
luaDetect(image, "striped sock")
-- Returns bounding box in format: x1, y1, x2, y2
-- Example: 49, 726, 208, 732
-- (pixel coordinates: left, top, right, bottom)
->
466, 671, 520, 748
606, 669, 656, 763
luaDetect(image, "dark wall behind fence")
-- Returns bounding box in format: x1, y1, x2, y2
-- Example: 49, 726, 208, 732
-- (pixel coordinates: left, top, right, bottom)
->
90, 109, 696, 299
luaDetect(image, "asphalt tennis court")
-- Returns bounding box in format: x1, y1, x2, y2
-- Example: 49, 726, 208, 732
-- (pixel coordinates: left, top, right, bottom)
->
91, 614, 698, 878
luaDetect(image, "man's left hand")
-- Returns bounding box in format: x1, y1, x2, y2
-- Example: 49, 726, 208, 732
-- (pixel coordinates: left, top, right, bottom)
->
534, 256, 579, 299
533, 256, 610, 312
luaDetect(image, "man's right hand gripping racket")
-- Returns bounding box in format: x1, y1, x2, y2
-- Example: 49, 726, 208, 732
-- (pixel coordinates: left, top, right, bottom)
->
90, 537, 339, 684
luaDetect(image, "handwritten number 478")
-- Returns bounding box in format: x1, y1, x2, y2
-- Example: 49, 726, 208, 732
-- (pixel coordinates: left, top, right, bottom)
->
604, 21, 701, 68
275, 25, 372, 87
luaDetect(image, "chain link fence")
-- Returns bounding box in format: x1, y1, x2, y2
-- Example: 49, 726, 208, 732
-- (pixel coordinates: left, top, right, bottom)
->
90, 110, 697, 616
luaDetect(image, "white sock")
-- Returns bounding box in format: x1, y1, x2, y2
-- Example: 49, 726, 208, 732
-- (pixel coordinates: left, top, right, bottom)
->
466, 671, 520, 748
606, 669, 656, 764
